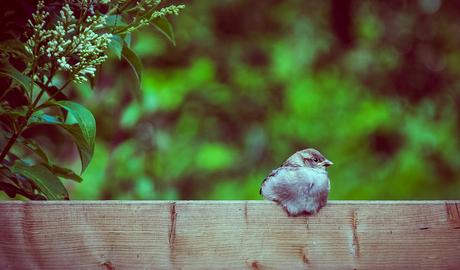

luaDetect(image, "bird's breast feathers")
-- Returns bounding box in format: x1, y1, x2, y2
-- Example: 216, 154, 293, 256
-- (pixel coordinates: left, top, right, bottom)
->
261, 166, 330, 197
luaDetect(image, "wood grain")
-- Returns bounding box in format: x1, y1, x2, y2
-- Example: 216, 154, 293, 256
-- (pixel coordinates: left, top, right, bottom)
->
0, 201, 459, 269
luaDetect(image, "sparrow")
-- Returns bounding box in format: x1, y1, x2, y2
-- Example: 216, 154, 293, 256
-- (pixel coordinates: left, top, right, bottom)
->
260, 148, 333, 216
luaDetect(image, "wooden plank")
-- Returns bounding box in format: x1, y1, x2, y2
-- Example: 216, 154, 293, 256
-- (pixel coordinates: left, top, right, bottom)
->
0, 201, 459, 269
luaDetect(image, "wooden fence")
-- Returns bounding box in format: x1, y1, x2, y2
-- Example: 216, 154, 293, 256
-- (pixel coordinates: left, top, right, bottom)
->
1, 200, 459, 269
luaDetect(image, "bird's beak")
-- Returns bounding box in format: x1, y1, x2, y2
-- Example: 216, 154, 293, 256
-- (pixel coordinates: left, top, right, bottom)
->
318, 159, 333, 167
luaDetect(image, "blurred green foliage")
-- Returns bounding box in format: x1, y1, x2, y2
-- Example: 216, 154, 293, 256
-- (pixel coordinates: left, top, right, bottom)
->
4, 0, 460, 200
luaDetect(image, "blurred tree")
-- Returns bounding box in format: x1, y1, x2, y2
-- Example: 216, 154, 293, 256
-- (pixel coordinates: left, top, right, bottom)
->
9, 0, 457, 201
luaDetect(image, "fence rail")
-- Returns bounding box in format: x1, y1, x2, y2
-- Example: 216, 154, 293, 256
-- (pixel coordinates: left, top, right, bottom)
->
1, 200, 459, 269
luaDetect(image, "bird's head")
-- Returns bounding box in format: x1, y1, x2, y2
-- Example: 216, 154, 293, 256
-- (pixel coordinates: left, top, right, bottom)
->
282, 148, 333, 169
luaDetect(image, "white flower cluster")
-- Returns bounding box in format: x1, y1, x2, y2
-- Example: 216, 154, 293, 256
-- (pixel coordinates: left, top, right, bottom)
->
64, 0, 111, 15
25, 0, 112, 84
24, 1, 49, 56
135, 0, 162, 11
126, 3, 185, 33
150, 5, 186, 20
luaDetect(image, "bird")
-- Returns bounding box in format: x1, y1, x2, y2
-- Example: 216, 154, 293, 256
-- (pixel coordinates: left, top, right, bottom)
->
260, 148, 333, 216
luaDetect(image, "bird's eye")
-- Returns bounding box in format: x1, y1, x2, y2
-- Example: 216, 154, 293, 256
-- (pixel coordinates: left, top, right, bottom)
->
313, 158, 318, 162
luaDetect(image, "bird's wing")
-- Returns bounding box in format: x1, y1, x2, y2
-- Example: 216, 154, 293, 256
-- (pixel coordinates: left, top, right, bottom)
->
261, 167, 320, 200
260, 169, 279, 195
273, 168, 304, 201
261, 167, 303, 195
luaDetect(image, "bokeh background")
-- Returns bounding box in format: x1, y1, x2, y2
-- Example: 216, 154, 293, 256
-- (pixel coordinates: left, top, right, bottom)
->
4, 0, 460, 200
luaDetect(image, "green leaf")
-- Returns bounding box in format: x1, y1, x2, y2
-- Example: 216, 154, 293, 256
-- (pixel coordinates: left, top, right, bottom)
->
6, 152, 21, 163
0, 174, 19, 189
18, 138, 51, 166
121, 45, 143, 86
109, 35, 123, 60
0, 167, 30, 199
44, 101, 95, 148
42, 101, 96, 173
0, 176, 21, 198
14, 173, 36, 197
124, 32, 132, 47
0, 105, 27, 120
0, 130, 8, 152
0, 64, 31, 91
0, 166, 16, 178
150, 16, 175, 45
0, 167, 19, 186
25, 103, 95, 174
27, 112, 62, 127
8, 161, 69, 200
25, 119, 93, 174
59, 123, 93, 174
0, 176, 46, 199
0, 106, 27, 132
50, 164, 83, 183
0, 39, 30, 59
105, 15, 128, 27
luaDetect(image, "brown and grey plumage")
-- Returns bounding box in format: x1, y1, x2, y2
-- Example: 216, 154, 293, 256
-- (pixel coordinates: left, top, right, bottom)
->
260, 148, 333, 216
